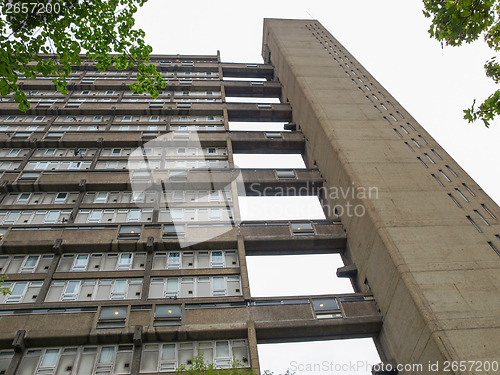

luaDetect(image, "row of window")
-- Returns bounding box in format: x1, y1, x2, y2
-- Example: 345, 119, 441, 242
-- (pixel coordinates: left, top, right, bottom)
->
0, 115, 224, 123
0, 275, 242, 304
0, 250, 238, 275
0, 147, 226, 159
1, 190, 232, 206
0, 207, 234, 225
1, 339, 248, 375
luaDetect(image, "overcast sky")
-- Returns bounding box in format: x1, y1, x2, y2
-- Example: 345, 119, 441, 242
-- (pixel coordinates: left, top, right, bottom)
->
134, 1, 499, 374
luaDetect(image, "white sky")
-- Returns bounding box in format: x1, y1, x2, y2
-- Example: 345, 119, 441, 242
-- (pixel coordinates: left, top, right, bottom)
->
134, 1, 499, 374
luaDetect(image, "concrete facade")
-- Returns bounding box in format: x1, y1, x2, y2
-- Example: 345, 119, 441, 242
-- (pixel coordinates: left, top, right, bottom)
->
263, 19, 500, 374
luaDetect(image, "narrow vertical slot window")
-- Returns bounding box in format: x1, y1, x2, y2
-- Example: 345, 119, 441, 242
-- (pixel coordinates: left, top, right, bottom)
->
467, 216, 482, 232
404, 142, 415, 152
474, 210, 490, 226
358, 87, 364, 93
418, 135, 428, 144
431, 174, 444, 187
396, 111, 404, 119
372, 94, 378, 101
431, 149, 443, 160
406, 122, 416, 131
400, 125, 409, 135
424, 154, 435, 164
448, 194, 462, 208
393, 129, 403, 138
380, 103, 387, 110
443, 166, 457, 178
417, 157, 428, 168
411, 139, 421, 148
481, 204, 497, 219
345, 71, 350, 77
488, 242, 500, 256
439, 170, 451, 182
390, 114, 398, 122
374, 106, 381, 113
455, 189, 469, 202
462, 183, 476, 197
364, 85, 371, 91
365, 96, 372, 103
383, 117, 390, 124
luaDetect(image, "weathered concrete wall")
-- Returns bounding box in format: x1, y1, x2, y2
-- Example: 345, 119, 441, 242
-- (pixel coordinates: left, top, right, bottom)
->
263, 18, 500, 374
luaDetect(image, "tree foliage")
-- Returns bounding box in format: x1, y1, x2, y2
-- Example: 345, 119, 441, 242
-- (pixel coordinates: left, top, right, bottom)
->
0, 274, 10, 296
423, 0, 500, 127
0, 0, 165, 111
175, 351, 294, 375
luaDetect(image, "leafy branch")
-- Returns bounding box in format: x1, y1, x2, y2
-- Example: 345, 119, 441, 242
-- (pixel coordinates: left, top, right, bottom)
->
0, 0, 166, 111
423, 0, 500, 127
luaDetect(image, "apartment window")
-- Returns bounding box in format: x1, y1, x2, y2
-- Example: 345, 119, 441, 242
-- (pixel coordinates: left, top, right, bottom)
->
72, 254, 89, 271
18, 345, 133, 375
19, 172, 40, 181
291, 222, 314, 236
154, 305, 182, 326
88, 210, 103, 223
276, 170, 296, 179
411, 139, 421, 148
150, 115, 159, 122
45, 149, 56, 156
123, 115, 132, 121
105, 90, 115, 95
118, 226, 142, 240
446, 165, 458, 177
93, 116, 102, 122
312, 298, 342, 319
54, 192, 68, 204
163, 224, 185, 238
6, 116, 16, 121
17, 193, 31, 204
94, 192, 108, 203
97, 306, 127, 328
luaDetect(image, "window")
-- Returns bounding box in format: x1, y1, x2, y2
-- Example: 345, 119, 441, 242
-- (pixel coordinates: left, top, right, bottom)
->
123, 116, 132, 122
276, 170, 296, 179
474, 210, 490, 226
481, 204, 497, 219
17, 193, 31, 204
19, 172, 40, 181
97, 306, 127, 328
466, 216, 482, 233
93, 116, 102, 122
88, 210, 103, 223
72, 254, 89, 272
8, 149, 20, 157
312, 298, 342, 319
462, 183, 476, 197
17, 345, 133, 375
55, 192, 68, 204
94, 192, 108, 204
118, 226, 141, 240
45, 149, 56, 156
163, 224, 185, 238
150, 115, 159, 122
291, 222, 314, 235
154, 305, 181, 326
